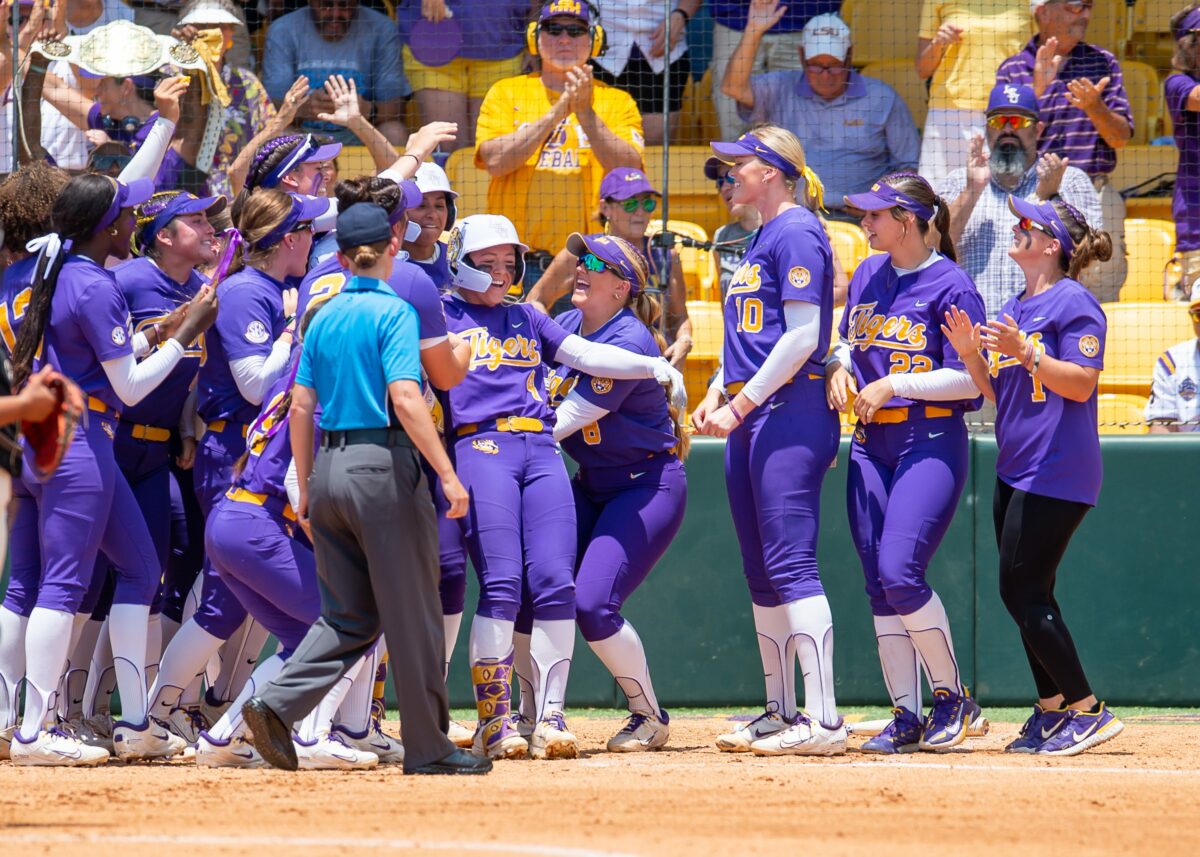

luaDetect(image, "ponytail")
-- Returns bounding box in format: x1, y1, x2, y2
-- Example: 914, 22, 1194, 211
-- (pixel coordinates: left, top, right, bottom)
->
629, 290, 690, 461
1049, 198, 1112, 278
931, 194, 957, 263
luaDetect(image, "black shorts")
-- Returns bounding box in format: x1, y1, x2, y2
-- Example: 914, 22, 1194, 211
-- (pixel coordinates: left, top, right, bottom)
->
591, 47, 690, 115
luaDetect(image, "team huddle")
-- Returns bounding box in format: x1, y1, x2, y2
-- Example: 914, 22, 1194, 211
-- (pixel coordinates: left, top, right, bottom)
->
0, 101, 1123, 770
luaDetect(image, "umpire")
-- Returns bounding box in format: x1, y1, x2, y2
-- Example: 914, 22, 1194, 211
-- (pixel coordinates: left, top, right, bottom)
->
242, 201, 490, 775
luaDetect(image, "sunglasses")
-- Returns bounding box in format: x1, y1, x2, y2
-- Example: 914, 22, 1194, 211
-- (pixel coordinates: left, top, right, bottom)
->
988, 114, 1035, 130
609, 197, 657, 213
714, 173, 736, 187
580, 253, 618, 275
542, 22, 590, 38
90, 154, 132, 171
805, 63, 847, 76
1050, 0, 1093, 13
1017, 216, 1054, 238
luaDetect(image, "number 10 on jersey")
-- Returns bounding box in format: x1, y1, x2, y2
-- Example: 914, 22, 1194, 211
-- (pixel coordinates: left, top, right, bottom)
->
735, 296, 763, 333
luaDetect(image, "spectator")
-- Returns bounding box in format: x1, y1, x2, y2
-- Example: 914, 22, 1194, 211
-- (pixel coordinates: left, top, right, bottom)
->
591, 0, 701, 146
1166, 4, 1200, 302
397, 0, 528, 152
86, 140, 134, 175
66, 0, 133, 33
708, 0, 841, 140
939, 83, 1100, 320
475, 0, 643, 267
705, 155, 760, 299
916, 0, 1033, 181
263, 0, 409, 145
722, 6, 920, 221
996, 0, 1132, 302
1146, 283, 1200, 433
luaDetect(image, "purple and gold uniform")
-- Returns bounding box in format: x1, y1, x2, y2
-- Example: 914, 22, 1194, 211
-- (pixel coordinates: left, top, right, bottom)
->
722, 205, 839, 608
411, 243, 453, 291
841, 253, 986, 616
551, 308, 686, 643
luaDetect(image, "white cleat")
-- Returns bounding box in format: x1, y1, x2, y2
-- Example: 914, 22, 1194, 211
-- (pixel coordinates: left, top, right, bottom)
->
750, 715, 848, 757
10, 727, 110, 766
447, 719, 475, 748
167, 704, 208, 745
530, 714, 578, 760
113, 718, 189, 761
607, 710, 670, 753
332, 723, 405, 765
0, 724, 15, 760
715, 710, 793, 753
77, 713, 115, 754
195, 731, 266, 768
296, 733, 379, 770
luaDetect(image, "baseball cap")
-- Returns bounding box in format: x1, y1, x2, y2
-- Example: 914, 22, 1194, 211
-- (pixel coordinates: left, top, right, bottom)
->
1189, 280, 1200, 310
800, 13, 851, 61
1176, 8, 1200, 41
136, 191, 227, 251
539, 0, 592, 23
599, 167, 658, 201
711, 132, 800, 179
178, 0, 243, 27
336, 203, 393, 251
703, 156, 725, 181
566, 232, 648, 294
987, 83, 1039, 119
253, 193, 333, 251
1008, 195, 1076, 257
844, 178, 935, 221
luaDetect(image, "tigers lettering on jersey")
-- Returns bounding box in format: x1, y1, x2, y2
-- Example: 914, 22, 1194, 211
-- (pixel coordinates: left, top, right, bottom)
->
133, 315, 204, 359
544, 365, 577, 408
461, 325, 542, 371
846, 302, 930, 354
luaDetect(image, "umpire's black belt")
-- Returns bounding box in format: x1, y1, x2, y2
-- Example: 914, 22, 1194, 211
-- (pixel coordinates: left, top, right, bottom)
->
321, 428, 414, 449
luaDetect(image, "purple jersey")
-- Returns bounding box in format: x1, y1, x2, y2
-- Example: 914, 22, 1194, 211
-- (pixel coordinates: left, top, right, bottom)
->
113, 257, 204, 428
436, 296, 571, 433
197, 267, 287, 425
1166, 73, 1200, 253
1, 254, 132, 412
296, 254, 449, 343
840, 253, 987, 411
411, 243, 452, 291
234, 373, 297, 503
722, 206, 833, 385
86, 103, 188, 190
551, 308, 678, 469
991, 278, 1106, 506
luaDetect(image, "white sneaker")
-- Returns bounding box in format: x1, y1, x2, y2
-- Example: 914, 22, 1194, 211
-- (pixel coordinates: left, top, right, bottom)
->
607, 710, 670, 753
447, 719, 475, 748
332, 723, 405, 764
750, 715, 848, 757
0, 723, 15, 760
715, 710, 794, 752
296, 733, 379, 770
195, 731, 265, 768
113, 718, 189, 761
168, 704, 208, 745
77, 713, 115, 753
530, 714, 578, 761
10, 727, 110, 766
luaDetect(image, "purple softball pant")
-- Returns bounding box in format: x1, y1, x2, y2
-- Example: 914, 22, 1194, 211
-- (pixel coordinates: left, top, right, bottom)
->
846, 414, 969, 616
191, 423, 250, 639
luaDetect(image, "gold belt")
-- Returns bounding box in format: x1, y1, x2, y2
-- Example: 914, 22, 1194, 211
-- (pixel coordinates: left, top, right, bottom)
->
455, 416, 545, 438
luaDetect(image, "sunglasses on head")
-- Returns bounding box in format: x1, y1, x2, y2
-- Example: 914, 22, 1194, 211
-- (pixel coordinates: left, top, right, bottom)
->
542, 22, 590, 38
580, 253, 618, 274
1017, 216, 1054, 238
1051, 0, 1093, 13
988, 114, 1035, 130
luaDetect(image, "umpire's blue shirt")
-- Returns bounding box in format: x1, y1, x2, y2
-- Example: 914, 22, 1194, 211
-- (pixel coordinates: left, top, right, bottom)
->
296, 276, 421, 431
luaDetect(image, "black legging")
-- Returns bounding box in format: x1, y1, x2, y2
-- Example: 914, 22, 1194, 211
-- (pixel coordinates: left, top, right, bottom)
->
993, 479, 1093, 704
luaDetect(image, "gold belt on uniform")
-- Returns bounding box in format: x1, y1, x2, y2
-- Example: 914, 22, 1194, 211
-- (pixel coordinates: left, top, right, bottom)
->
225, 486, 298, 522
455, 416, 545, 438
87, 396, 120, 420
123, 422, 171, 442
869, 405, 955, 424
206, 420, 250, 438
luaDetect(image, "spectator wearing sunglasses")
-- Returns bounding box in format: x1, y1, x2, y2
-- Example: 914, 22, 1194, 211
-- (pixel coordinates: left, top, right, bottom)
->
938, 83, 1098, 321
722, 8, 919, 222
1165, 4, 1200, 302
527, 167, 693, 367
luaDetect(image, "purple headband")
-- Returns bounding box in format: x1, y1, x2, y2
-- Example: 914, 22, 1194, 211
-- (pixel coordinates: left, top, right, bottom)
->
710, 133, 801, 179
95, 177, 155, 235
1176, 8, 1200, 41
1007, 195, 1078, 258
253, 194, 330, 251
255, 135, 342, 190
844, 176, 935, 222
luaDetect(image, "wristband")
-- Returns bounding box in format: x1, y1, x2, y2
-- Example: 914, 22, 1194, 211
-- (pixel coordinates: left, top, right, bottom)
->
671, 8, 690, 23
401, 152, 421, 168
1030, 346, 1042, 376
728, 401, 745, 425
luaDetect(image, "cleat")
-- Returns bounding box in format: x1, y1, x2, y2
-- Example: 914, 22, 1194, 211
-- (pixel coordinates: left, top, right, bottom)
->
473, 715, 528, 760
715, 710, 794, 753
607, 710, 670, 753
295, 733, 379, 770
10, 727, 110, 766
77, 713, 115, 754
196, 731, 265, 768
530, 713, 578, 760
1005, 704, 1070, 753
332, 723, 405, 765
918, 688, 970, 752
471, 652, 527, 759
963, 687, 989, 737
861, 707, 923, 755
113, 717, 189, 760
447, 718, 476, 748
167, 704, 209, 746
511, 712, 534, 740
0, 723, 15, 760
751, 714, 847, 756
1036, 704, 1123, 757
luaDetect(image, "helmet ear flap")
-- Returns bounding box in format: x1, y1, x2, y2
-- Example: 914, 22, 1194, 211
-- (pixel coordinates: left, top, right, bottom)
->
526, 21, 540, 56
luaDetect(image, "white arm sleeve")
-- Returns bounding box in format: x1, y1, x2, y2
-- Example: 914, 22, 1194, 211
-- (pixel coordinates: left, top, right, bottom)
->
100, 339, 185, 406
284, 458, 301, 511
117, 117, 176, 184
555, 334, 663, 380
708, 364, 724, 395
131, 331, 151, 359
179, 387, 198, 439
739, 301, 822, 406
229, 339, 293, 406
888, 367, 980, 401
552, 390, 610, 442
827, 339, 851, 368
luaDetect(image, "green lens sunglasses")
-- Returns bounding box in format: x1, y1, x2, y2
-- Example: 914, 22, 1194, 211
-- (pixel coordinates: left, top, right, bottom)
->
581, 253, 618, 274
612, 197, 657, 213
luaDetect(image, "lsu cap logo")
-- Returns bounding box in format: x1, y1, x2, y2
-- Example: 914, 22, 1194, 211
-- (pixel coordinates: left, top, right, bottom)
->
472, 438, 500, 455
244, 320, 270, 345
591, 377, 613, 395
788, 266, 811, 289
1078, 334, 1100, 358
111, 325, 127, 346
1004, 84, 1020, 104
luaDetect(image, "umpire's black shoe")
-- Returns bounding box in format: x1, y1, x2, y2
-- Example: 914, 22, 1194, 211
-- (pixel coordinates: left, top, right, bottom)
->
409, 748, 493, 775
242, 697, 298, 771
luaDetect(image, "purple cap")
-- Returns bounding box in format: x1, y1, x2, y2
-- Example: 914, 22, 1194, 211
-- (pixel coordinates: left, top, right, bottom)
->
844, 178, 935, 222
1176, 8, 1200, 41
387, 179, 425, 225
409, 16, 463, 67
1008, 195, 1076, 258
986, 83, 1039, 118
136, 191, 226, 250
539, 0, 592, 23
566, 232, 647, 295
253, 193, 333, 251
599, 167, 658, 202
94, 176, 155, 235
710, 133, 800, 179
703, 156, 725, 181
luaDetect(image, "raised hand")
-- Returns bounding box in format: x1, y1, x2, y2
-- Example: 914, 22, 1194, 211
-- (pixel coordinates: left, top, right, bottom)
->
967, 133, 990, 191
1065, 75, 1109, 112
316, 74, 363, 127
153, 74, 191, 125
981, 314, 1025, 359
1035, 153, 1069, 200
421, 0, 448, 23
1032, 36, 1064, 98
745, 0, 787, 36
403, 121, 459, 162
275, 75, 311, 128
941, 305, 983, 359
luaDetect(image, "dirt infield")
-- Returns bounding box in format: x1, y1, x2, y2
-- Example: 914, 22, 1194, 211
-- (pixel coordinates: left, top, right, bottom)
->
0, 714, 1196, 856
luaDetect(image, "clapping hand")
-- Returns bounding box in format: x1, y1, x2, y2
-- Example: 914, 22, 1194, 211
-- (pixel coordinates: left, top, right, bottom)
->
565, 65, 595, 117
1035, 153, 1069, 200
1065, 75, 1109, 113
1032, 36, 1064, 97
981, 314, 1025, 359
941, 305, 983, 359
932, 22, 963, 49
966, 134, 990, 191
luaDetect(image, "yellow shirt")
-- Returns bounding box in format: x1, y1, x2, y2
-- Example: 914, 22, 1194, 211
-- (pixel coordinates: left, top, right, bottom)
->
919, 0, 1034, 111
475, 73, 645, 253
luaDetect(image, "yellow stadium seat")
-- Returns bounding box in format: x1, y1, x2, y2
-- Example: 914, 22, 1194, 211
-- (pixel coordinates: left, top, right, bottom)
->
860, 60, 929, 130
1097, 393, 1150, 435
1121, 218, 1175, 301
826, 221, 870, 280
444, 147, 491, 220
1122, 61, 1164, 144
1087, 0, 1127, 57
683, 300, 723, 415
648, 219, 716, 302
842, 0, 923, 66
644, 147, 729, 238
676, 69, 720, 147
1132, 0, 1178, 34
1099, 301, 1195, 396
1110, 144, 1178, 191
334, 146, 377, 179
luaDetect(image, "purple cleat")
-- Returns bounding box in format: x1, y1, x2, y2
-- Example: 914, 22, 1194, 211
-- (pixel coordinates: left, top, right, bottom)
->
861, 707, 923, 755
1035, 704, 1123, 756
1005, 704, 1071, 753
918, 688, 970, 752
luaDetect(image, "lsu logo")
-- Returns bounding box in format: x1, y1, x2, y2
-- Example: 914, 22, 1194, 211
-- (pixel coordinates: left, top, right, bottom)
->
787, 266, 810, 289
591, 377, 613, 395
1078, 334, 1100, 358
1003, 84, 1021, 104
545, 0, 583, 16
846, 302, 929, 352
472, 438, 499, 455
1179, 377, 1197, 402
853, 424, 866, 445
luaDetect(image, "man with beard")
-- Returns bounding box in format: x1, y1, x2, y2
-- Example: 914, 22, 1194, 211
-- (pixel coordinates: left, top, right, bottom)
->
938, 83, 1099, 320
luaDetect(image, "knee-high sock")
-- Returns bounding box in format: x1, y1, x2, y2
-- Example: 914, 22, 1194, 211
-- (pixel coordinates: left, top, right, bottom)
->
83, 618, 116, 717
529, 619, 573, 722
144, 612, 163, 689
212, 619, 269, 703
146, 619, 224, 720
469, 615, 515, 664
512, 630, 534, 722
297, 655, 365, 742
336, 636, 384, 735
208, 654, 285, 742
159, 615, 181, 655
784, 595, 838, 727
899, 592, 962, 695
18, 608, 74, 740
108, 603, 150, 725
874, 614, 922, 714
59, 614, 101, 721
443, 612, 462, 679
751, 603, 795, 720
588, 621, 660, 717
0, 607, 29, 729
177, 575, 205, 706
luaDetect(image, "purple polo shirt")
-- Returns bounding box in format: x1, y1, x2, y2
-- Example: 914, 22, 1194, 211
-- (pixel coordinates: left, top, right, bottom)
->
1166, 72, 1200, 252
996, 38, 1132, 177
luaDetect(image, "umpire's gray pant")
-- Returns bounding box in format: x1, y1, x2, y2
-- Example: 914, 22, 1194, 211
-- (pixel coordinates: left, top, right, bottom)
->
259, 437, 456, 771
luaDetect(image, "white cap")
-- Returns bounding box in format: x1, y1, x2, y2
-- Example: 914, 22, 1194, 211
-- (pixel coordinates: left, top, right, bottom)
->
413, 162, 457, 230
447, 214, 528, 293
1190, 279, 1200, 309
800, 13, 851, 61
179, 0, 244, 27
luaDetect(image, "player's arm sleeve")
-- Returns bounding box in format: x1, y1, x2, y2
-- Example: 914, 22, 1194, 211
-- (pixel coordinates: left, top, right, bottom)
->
554, 334, 667, 380
889, 368, 979, 400
1144, 352, 1180, 422
738, 300, 821, 406
230, 340, 293, 406
380, 305, 423, 384
552, 390, 611, 441
285, 457, 301, 511
131, 331, 151, 359
101, 340, 186, 406
118, 117, 176, 185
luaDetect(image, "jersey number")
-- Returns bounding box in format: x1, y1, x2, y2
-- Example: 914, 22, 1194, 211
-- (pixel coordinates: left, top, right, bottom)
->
582, 422, 602, 446
735, 297, 762, 334
0, 287, 31, 354
888, 353, 934, 375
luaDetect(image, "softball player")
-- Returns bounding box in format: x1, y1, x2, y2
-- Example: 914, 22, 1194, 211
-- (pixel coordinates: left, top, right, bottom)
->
550, 233, 689, 752
404, 162, 457, 290
234, 134, 342, 214
944, 197, 1123, 756
439, 215, 684, 760
827, 173, 986, 753
690, 125, 844, 756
